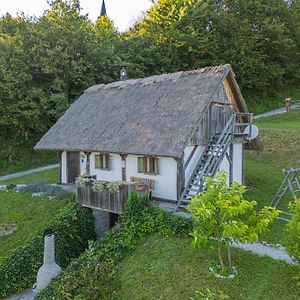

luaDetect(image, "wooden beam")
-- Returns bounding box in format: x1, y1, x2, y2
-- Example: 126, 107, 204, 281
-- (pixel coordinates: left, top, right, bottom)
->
120, 154, 128, 181
85, 152, 91, 176
229, 144, 233, 184
58, 151, 62, 184
176, 156, 185, 201
183, 146, 198, 170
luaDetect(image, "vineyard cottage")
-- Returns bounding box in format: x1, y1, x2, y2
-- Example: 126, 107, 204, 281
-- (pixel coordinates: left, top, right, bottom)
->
35, 65, 259, 212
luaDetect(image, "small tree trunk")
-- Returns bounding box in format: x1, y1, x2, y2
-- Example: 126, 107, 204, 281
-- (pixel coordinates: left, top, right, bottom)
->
217, 238, 225, 271
227, 243, 232, 269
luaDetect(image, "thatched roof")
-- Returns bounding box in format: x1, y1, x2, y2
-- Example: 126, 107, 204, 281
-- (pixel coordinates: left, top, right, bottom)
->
35, 64, 248, 158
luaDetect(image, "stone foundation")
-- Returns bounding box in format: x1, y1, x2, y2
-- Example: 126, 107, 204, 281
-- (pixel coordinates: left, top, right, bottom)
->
92, 209, 110, 239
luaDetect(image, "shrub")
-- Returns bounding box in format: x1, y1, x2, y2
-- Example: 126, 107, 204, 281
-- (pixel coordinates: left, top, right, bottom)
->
36, 193, 193, 299
5, 184, 16, 191
19, 183, 74, 200
0, 202, 95, 298
285, 199, 300, 282
191, 288, 230, 300
188, 171, 280, 273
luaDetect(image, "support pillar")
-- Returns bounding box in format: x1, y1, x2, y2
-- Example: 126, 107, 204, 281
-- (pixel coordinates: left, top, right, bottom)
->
85, 152, 91, 176
120, 154, 127, 181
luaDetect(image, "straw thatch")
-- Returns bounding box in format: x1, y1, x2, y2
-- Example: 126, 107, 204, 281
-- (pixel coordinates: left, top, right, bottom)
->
35, 64, 246, 158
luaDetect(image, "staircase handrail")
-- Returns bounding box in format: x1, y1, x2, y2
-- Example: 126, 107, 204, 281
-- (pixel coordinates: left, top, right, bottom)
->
192, 114, 234, 187
175, 114, 235, 211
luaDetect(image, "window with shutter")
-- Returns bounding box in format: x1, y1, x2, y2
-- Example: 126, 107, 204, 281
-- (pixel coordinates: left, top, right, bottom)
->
137, 157, 144, 173
137, 156, 159, 175
95, 153, 110, 170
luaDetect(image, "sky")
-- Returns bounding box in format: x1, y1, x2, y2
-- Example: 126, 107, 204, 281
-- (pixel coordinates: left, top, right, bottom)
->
0, 0, 153, 32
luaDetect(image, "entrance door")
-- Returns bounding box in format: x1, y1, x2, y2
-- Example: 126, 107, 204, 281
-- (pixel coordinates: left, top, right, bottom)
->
67, 152, 80, 183
109, 213, 119, 228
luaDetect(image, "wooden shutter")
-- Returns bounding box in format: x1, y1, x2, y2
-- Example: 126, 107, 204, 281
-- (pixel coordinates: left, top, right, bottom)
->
95, 154, 101, 169
154, 158, 159, 175
137, 157, 144, 173
106, 154, 111, 170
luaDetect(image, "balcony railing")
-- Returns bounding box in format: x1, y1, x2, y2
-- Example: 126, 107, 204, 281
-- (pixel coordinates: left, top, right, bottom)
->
77, 179, 150, 214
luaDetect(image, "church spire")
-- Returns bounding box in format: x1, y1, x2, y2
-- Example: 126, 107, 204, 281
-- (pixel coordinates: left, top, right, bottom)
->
100, 0, 107, 17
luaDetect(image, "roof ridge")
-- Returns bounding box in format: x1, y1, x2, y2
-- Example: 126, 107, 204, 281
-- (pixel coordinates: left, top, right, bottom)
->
85, 64, 231, 94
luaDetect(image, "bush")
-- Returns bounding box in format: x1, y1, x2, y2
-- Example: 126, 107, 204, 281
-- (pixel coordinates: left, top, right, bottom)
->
36, 193, 193, 299
5, 184, 16, 191
0, 202, 95, 298
285, 199, 300, 282
19, 183, 74, 200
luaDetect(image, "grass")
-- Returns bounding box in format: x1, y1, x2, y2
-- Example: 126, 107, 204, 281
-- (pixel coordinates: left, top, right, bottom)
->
243, 109, 300, 244
0, 168, 59, 185
112, 234, 299, 300
248, 85, 300, 114
0, 191, 67, 262
110, 108, 300, 299
0, 150, 58, 176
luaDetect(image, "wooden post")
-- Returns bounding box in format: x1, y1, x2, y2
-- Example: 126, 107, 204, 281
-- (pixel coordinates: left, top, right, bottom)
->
85, 152, 91, 176
58, 151, 62, 184
120, 154, 128, 181
176, 156, 185, 201
229, 144, 233, 184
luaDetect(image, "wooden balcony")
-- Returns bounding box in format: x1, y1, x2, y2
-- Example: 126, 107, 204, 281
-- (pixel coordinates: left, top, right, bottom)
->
77, 180, 150, 214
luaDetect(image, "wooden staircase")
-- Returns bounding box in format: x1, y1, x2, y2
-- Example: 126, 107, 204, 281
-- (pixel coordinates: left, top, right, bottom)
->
175, 113, 250, 211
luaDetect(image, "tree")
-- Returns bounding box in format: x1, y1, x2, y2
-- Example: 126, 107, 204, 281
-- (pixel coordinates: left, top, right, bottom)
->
187, 171, 279, 273
0, 0, 123, 169
124, 0, 300, 101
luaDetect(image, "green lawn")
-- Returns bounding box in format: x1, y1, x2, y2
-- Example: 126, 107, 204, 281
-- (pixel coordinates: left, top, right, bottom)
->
0, 191, 67, 261
249, 85, 300, 114
112, 109, 300, 299
255, 109, 300, 131
112, 234, 299, 300
244, 109, 300, 243
0, 168, 59, 185
0, 150, 58, 176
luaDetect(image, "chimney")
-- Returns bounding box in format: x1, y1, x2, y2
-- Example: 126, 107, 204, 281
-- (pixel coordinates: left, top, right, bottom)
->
33, 229, 62, 293
120, 67, 128, 81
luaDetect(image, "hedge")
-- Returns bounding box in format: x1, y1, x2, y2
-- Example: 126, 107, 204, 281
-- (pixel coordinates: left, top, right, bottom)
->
36, 193, 193, 299
0, 202, 95, 298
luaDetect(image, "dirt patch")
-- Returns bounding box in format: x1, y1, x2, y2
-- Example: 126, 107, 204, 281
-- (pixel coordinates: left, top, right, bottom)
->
0, 224, 17, 236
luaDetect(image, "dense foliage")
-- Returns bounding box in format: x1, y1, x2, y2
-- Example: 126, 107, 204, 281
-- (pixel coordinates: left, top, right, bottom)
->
1, 0, 299, 169
36, 193, 193, 299
187, 171, 279, 273
0, 201, 95, 298
0, 0, 121, 170
285, 199, 300, 283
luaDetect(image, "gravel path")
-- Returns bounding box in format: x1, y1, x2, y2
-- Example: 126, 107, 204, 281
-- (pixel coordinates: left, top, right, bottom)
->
0, 164, 59, 181
232, 241, 296, 265
253, 103, 300, 119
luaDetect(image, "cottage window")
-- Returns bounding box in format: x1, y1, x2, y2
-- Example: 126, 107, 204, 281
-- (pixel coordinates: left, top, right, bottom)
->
137, 157, 159, 175
95, 153, 110, 170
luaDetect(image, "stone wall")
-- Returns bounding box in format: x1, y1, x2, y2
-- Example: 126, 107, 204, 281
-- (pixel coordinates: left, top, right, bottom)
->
92, 209, 110, 239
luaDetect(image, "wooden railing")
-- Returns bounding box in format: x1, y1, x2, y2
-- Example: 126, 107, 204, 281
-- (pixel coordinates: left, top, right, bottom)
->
77, 180, 150, 214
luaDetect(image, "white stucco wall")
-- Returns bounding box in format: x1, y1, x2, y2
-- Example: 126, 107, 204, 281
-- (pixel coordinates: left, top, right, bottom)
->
61, 151, 67, 184
80, 152, 87, 175
184, 145, 205, 184
126, 155, 178, 201
232, 143, 243, 184
219, 149, 230, 185
218, 143, 243, 185
90, 153, 122, 181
